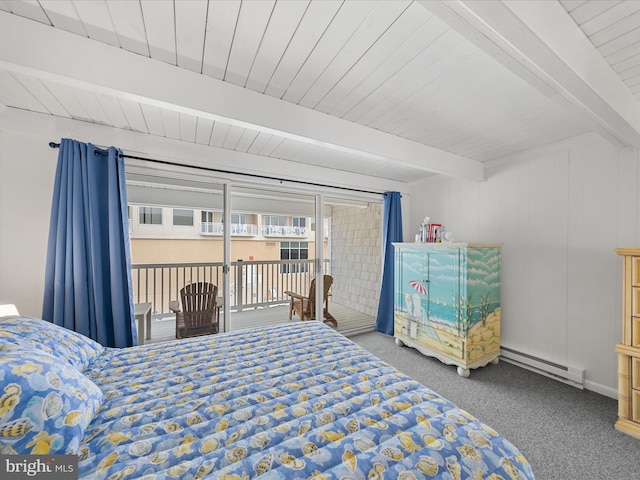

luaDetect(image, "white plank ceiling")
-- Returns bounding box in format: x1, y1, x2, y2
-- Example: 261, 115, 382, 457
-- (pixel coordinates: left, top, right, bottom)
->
561, 0, 640, 98
0, 0, 638, 184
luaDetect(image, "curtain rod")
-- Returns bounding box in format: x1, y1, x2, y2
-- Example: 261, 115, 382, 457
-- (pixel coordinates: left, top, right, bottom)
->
49, 142, 387, 196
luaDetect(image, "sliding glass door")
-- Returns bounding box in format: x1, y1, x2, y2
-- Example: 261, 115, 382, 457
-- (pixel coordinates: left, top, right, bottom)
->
225, 186, 323, 332
126, 172, 226, 342
322, 196, 383, 333
125, 162, 380, 342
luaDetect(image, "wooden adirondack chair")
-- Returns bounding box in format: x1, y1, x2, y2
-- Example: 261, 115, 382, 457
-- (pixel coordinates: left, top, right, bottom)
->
169, 282, 219, 338
285, 275, 337, 327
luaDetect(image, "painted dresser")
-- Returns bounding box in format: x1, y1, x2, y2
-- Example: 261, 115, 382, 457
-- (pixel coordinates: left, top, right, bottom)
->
393, 242, 502, 377
615, 248, 640, 439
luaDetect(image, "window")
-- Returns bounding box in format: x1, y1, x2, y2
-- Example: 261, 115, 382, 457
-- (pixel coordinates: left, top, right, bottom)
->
231, 213, 247, 225
281, 241, 309, 273
201, 211, 214, 223
173, 209, 193, 226
293, 217, 306, 228
200, 210, 217, 234
139, 206, 162, 225
264, 215, 286, 226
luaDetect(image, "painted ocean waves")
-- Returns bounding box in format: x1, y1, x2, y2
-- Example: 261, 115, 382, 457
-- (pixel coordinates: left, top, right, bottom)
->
396, 246, 501, 332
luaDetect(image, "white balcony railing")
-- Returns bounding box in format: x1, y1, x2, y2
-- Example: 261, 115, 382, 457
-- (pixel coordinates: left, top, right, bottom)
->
200, 222, 257, 236
262, 225, 308, 238
131, 259, 331, 317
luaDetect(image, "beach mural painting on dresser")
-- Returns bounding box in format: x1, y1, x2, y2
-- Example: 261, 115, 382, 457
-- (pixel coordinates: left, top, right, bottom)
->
393, 243, 502, 377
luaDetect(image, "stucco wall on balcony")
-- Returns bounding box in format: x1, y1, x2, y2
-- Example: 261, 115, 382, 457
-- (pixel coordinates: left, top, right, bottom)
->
330, 204, 382, 318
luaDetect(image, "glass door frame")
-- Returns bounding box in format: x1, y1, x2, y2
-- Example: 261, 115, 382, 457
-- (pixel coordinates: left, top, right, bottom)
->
221, 183, 231, 332
314, 193, 325, 322
219, 185, 325, 332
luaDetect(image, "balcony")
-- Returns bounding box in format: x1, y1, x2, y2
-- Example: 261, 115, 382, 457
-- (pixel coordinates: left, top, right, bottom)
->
131, 258, 329, 316
200, 222, 258, 236
262, 225, 308, 238
131, 258, 377, 343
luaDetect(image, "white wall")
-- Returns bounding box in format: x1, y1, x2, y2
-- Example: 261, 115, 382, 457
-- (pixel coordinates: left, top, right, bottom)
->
0, 130, 57, 317
410, 134, 638, 397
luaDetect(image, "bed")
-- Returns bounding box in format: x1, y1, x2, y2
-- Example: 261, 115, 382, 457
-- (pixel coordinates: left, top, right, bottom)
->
0, 315, 534, 479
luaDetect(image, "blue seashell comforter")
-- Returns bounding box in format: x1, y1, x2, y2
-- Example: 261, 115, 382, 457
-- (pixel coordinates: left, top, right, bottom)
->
0, 317, 534, 479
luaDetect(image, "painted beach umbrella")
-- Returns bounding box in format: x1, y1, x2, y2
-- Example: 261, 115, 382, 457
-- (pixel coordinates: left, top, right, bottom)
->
409, 280, 427, 295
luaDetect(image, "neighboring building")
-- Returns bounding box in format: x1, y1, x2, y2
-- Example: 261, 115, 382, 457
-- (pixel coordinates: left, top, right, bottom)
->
128, 205, 328, 265
127, 205, 333, 314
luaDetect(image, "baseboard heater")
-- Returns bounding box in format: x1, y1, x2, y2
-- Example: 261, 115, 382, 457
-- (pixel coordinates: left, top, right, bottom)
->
500, 346, 584, 389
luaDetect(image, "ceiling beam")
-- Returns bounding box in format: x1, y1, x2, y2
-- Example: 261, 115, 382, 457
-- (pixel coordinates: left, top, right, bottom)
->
0, 11, 485, 181
0, 106, 408, 196
420, 0, 640, 149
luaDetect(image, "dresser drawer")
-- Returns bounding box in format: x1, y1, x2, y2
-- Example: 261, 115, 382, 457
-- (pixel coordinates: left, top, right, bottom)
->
632, 287, 640, 345
633, 318, 640, 347
633, 390, 640, 423
633, 357, 640, 390
427, 318, 462, 338
428, 329, 464, 359
631, 357, 640, 422
631, 259, 640, 346
633, 288, 640, 316
632, 257, 640, 285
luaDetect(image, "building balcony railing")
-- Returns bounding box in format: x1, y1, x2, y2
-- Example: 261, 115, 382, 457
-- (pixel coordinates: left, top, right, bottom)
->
131, 259, 331, 317
262, 225, 308, 238
200, 222, 257, 236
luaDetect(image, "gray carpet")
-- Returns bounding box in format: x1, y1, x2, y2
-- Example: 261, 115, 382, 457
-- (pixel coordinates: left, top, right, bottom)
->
349, 331, 640, 480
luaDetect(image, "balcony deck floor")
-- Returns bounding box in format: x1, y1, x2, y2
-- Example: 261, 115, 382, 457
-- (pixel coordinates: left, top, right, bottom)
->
144, 302, 376, 344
